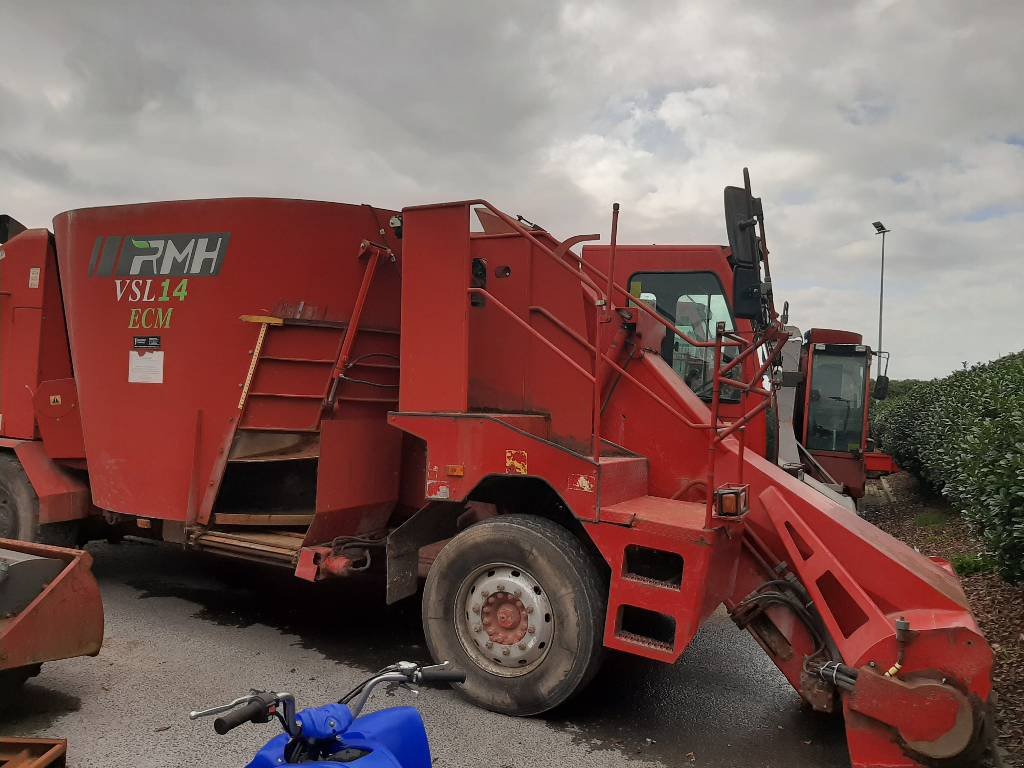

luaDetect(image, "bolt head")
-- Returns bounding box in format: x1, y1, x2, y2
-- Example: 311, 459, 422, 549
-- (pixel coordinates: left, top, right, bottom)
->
518, 643, 527, 651
526, 606, 534, 614
513, 589, 522, 597
497, 585, 505, 592
473, 624, 482, 633
502, 648, 511, 656
485, 641, 493, 649
472, 606, 480, 614
481, 590, 489, 597
527, 626, 536, 634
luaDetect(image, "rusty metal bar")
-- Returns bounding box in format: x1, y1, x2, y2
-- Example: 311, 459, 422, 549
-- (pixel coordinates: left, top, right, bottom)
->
715, 397, 772, 445
326, 241, 385, 410
704, 326, 726, 527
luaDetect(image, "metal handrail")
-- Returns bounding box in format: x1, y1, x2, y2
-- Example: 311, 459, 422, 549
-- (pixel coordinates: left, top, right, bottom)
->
467, 288, 596, 384
458, 200, 787, 521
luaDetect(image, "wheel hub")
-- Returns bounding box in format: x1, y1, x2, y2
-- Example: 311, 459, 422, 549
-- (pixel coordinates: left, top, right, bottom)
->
455, 563, 554, 677
483, 591, 528, 645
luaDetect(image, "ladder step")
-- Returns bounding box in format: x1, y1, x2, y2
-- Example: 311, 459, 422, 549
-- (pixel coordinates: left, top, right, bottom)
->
248, 392, 325, 400
259, 355, 336, 364
191, 528, 305, 565
212, 512, 314, 527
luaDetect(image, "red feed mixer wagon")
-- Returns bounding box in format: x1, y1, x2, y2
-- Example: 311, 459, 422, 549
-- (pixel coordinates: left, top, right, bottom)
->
0, 174, 992, 767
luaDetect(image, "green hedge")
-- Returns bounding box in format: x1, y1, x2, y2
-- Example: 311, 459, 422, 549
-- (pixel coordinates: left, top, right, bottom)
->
872, 352, 1024, 582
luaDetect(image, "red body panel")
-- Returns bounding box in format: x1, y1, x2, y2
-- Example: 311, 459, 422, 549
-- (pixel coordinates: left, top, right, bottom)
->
52, 199, 401, 522
0, 230, 73, 440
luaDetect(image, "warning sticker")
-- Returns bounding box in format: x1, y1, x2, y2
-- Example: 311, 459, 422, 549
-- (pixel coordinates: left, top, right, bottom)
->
133, 335, 162, 349
28, 267, 40, 289
505, 449, 528, 475
128, 350, 164, 384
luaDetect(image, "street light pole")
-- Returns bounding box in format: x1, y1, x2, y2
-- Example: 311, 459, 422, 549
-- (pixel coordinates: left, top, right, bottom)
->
872, 222, 890, 353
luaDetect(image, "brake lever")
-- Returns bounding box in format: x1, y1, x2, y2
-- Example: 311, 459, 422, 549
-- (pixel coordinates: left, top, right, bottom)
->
189, 693, 261, 720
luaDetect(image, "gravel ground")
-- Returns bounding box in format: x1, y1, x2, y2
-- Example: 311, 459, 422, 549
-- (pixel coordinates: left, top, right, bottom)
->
862, 473, 1024, 767
0, 539, 848, 768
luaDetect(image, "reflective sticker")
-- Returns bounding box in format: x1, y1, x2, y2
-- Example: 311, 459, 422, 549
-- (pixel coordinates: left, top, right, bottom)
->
568, 473, 596, 493
505, 449, 528, 475
128, 350, 164, 384
426, 480, 451, 500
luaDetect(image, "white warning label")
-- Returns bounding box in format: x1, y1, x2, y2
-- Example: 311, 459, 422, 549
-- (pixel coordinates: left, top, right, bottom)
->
128, 350, 164, 384
28, 267, 40, 289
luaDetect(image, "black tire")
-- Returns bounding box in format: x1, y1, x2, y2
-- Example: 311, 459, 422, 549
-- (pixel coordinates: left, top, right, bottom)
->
421, 514, 605, 716
0, 453, 78, 546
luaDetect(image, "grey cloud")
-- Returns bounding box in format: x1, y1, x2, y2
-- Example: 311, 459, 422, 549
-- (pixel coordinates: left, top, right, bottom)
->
1, 0, 1021, 378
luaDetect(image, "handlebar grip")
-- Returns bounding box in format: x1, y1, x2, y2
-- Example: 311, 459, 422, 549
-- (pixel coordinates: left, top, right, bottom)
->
214, 700, 267, 735
417, 668, 467, 685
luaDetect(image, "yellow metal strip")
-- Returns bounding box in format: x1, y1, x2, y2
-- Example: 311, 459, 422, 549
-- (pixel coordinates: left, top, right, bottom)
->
238, 323, 269, 410
240, 314, 284, 326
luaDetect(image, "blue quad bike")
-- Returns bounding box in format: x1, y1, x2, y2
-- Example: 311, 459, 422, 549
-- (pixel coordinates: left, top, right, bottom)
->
190, 661, 466, 767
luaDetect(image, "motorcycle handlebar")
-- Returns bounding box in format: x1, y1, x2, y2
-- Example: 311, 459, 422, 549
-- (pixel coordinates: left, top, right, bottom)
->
416, 668, 466, 685
214, 699, 267, 735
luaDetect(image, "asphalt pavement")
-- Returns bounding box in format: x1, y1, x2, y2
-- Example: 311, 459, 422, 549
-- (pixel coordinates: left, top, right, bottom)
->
0, 540, 850, 767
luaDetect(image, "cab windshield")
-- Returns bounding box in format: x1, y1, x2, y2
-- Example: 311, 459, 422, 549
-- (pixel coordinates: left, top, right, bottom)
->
628, 271, 738, 401
806, 350, 868, 452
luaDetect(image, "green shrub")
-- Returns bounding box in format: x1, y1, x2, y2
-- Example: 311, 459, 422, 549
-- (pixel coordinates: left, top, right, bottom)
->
873, 352, 1024, 582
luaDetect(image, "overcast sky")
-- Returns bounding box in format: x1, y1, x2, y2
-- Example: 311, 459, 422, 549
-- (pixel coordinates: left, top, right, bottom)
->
3, 1, 1021, 378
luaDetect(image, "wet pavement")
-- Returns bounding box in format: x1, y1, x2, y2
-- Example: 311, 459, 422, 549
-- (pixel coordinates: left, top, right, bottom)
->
0, 540, 849, 767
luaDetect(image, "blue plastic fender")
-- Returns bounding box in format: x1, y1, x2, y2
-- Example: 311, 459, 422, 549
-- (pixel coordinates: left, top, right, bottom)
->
246, 704, 430, 768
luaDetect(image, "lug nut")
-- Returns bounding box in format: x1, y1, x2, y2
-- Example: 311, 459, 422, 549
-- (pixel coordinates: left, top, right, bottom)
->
518, 643, 527, 651
473, 624, 481, 632
485, 641, 493, 649
502, 648, 510, 656
481, 590, 489, 597
513, 589, 521, 597
472, 606, 480, 614
528, 626, 535, 634
526, 606, 534, 614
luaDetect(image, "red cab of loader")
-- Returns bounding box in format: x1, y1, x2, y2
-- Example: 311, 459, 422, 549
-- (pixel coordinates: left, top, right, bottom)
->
790, 328, 899, 502
0, 174, 992, 768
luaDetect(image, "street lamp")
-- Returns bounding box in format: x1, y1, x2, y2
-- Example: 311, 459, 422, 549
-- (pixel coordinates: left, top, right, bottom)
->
872, 221, 890, 354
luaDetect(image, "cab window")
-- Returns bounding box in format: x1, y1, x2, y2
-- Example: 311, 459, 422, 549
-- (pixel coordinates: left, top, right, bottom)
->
806, 351, 868, 452
629, 271, 738, 401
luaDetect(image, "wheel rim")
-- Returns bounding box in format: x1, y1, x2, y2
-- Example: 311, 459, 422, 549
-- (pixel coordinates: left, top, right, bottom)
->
454, 562, 555, 677
0, 488, 16, 539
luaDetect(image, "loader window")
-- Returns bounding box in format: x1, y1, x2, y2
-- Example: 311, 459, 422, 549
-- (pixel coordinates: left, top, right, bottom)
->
629, 271, 739, 401
806, 350, 868, 453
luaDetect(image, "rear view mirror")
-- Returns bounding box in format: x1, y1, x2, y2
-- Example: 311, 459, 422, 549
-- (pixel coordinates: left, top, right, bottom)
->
723, 169, 762, 269
872, 375, 890, 401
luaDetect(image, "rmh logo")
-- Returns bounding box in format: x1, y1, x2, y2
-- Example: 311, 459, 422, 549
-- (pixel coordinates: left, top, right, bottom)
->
89, 233, 230, 277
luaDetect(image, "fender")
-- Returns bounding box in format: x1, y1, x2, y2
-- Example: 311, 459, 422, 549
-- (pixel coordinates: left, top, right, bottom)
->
0, 438, 90, 524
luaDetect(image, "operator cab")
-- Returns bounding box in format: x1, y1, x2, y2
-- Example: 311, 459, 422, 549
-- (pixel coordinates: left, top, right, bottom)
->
627, 271, 739, 400
803, 340, 870, 453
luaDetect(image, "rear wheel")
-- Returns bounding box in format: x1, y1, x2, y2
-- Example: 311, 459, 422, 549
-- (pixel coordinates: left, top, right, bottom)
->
421, 514, 605, 716
0, 453, 78, 546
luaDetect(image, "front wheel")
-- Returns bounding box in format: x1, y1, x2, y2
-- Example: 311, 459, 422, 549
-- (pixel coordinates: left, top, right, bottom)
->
421, 514, 605, 716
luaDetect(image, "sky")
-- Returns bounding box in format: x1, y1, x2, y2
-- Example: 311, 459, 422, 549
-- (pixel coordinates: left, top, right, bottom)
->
2, 1, 1022, 379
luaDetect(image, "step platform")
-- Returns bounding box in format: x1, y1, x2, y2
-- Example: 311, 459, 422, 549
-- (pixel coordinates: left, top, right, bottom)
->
589, 495, 744, 663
